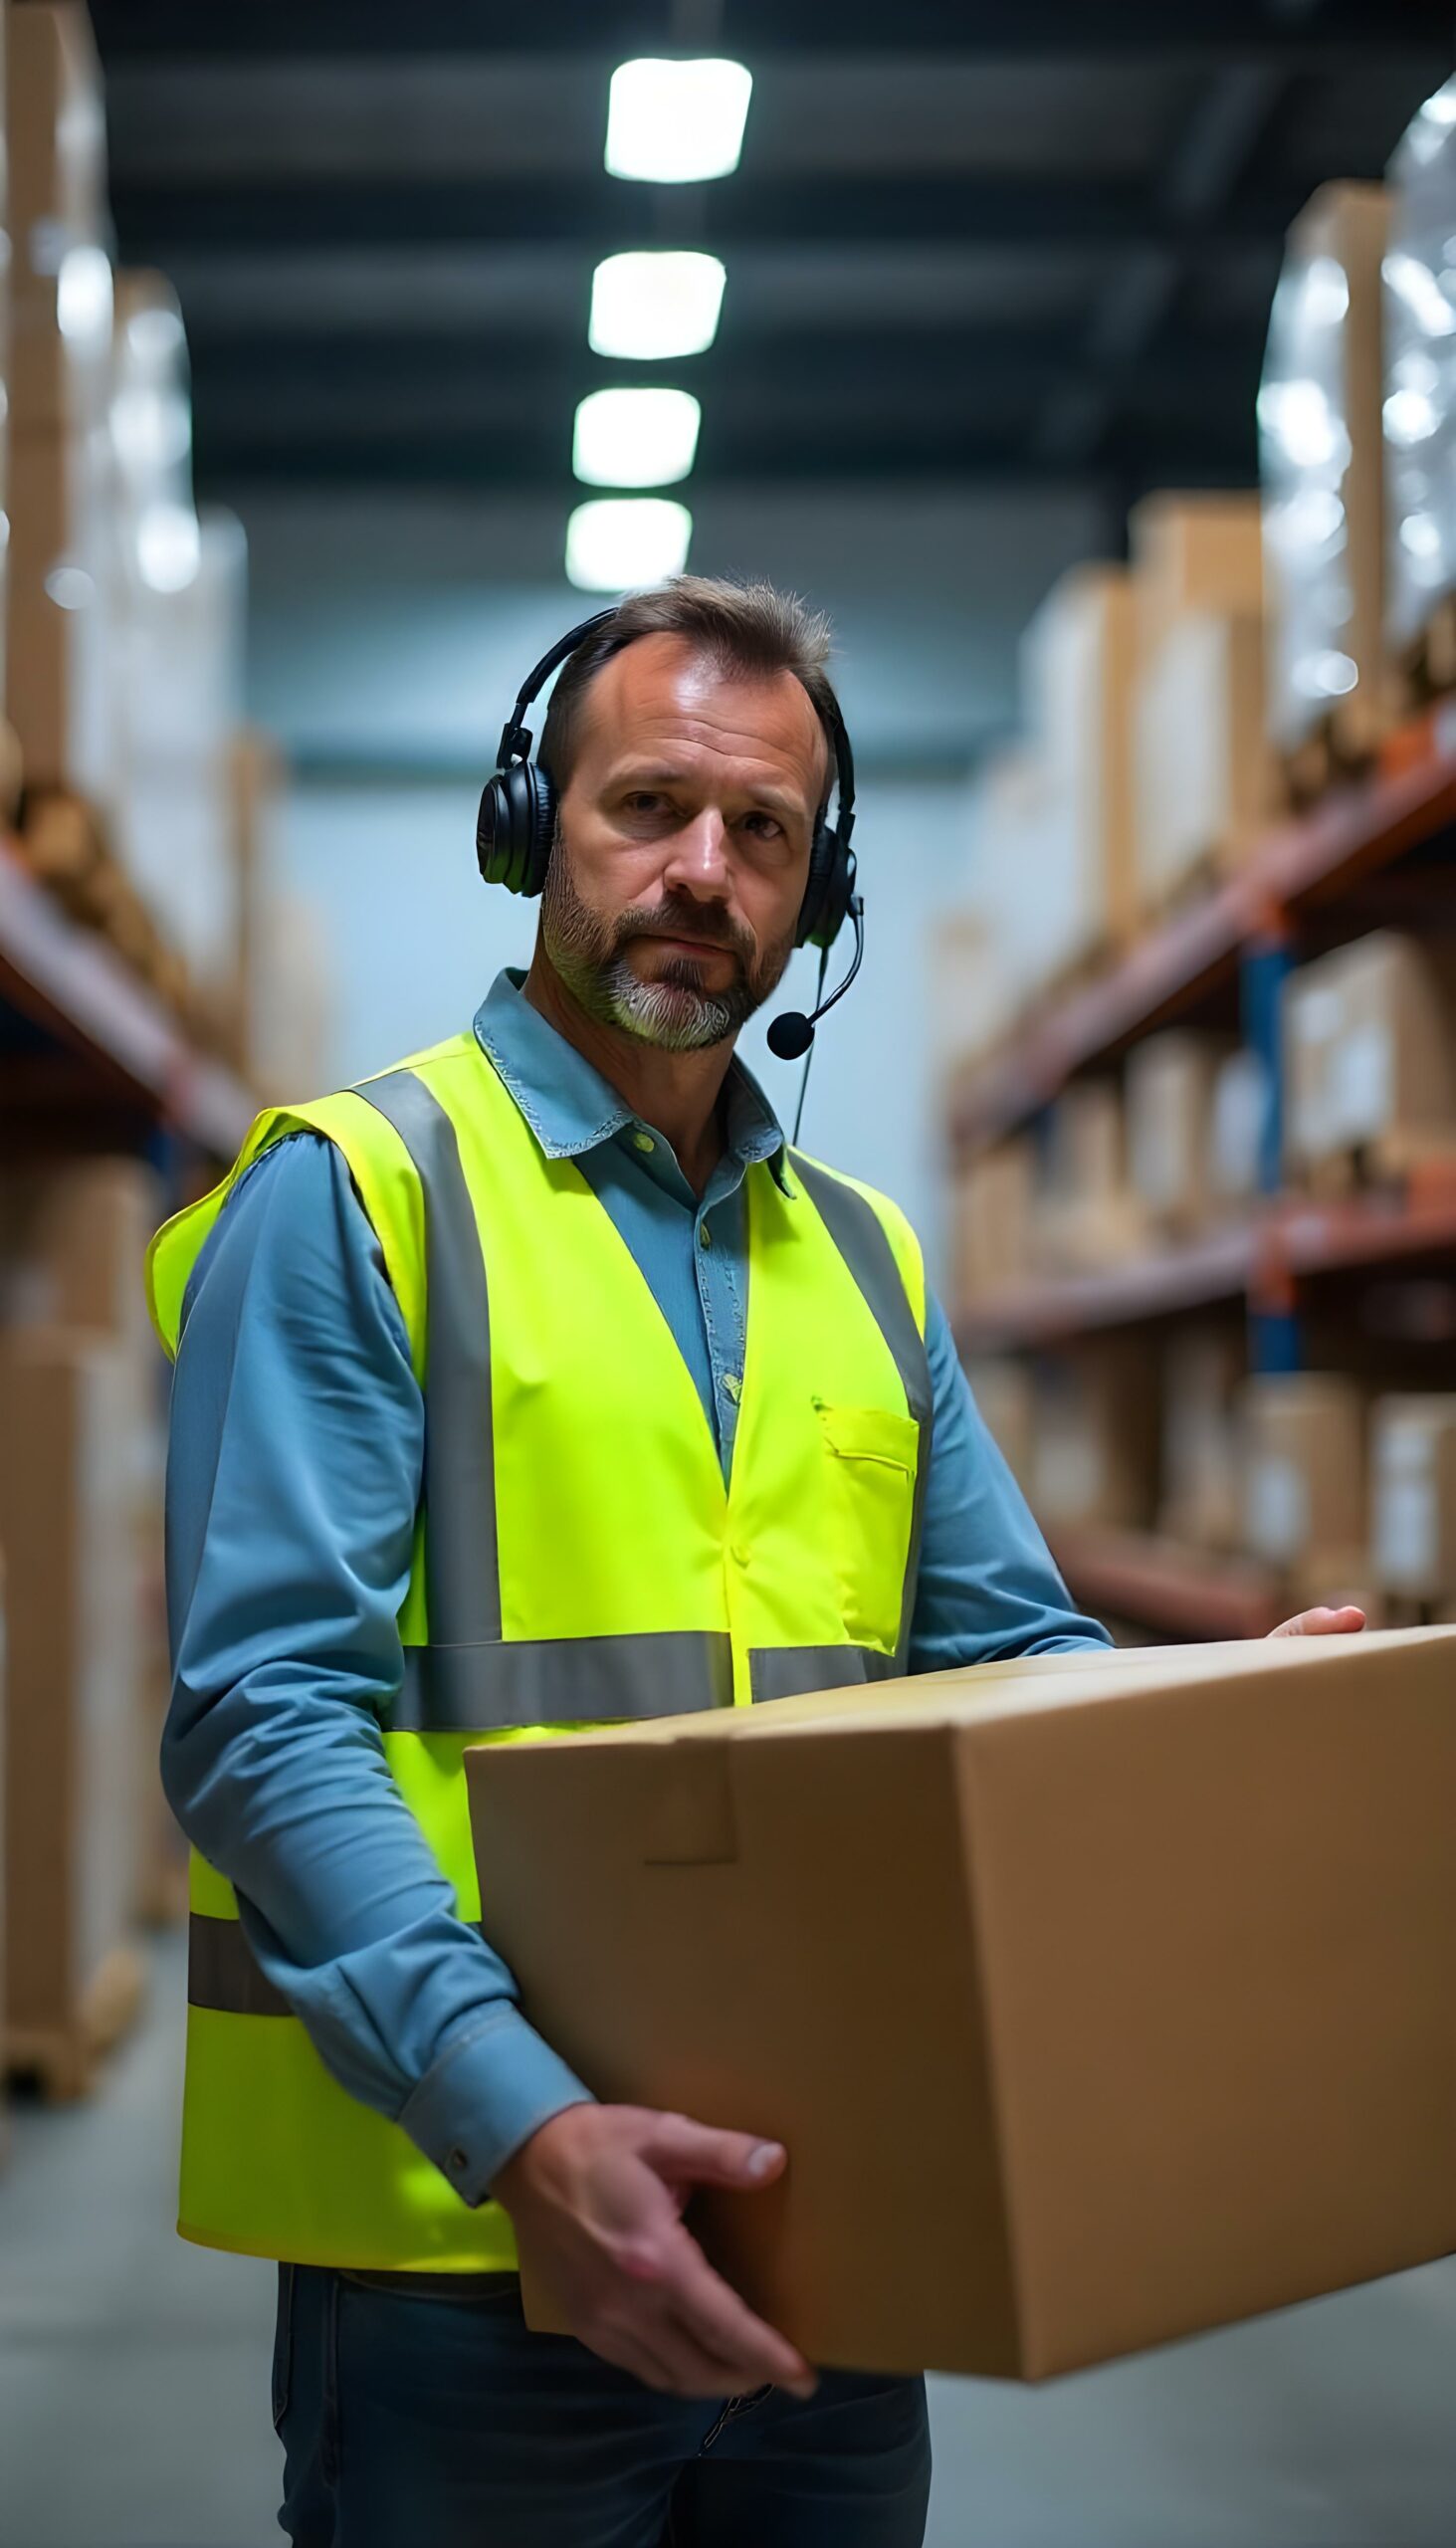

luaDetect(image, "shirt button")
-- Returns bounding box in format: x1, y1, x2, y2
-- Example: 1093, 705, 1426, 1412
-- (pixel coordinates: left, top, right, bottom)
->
633, 1131, 656, 1155
699, 1224, 713, 1250
722, 1373, 741, 1403
447, 2147, 470, 2177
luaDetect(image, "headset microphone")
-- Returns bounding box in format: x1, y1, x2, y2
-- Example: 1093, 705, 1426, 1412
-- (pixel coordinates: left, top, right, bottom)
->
766, 884, 865, 1061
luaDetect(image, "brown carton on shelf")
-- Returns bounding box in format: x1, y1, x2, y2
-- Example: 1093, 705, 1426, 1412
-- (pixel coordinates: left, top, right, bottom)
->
1282, 932, 1456, 1184
0, 1332, 142, 2073
950, 1140, 1035, 1308
1207, 1047, 1269, 1217
1161, 1326, 1245, 1551
7, 422, 114, 797
1260, 182, 1390, 763
0, 1157, 162, 1367
1034, 1081, 1146, 1274
1240, 1373, 1367, 1570
1127, 492, 1265, 666
1371, 1394, 1456, 1601
1018, 565, 1139, 983
8, 2, 109, 436
465, 1627, 1456, 2380
1031, 1341, 1159, 1532
1133, 613, 1273, 908
1125, 1031, 1238, 1237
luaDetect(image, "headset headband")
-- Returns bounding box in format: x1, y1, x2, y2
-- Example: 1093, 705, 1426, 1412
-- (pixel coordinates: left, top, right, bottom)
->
495, 605, 855, 846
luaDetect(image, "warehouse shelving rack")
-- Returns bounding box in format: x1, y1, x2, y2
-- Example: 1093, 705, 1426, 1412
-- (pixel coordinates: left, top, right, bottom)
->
0, 840, 254, 1163
949, 703, 1456, 1638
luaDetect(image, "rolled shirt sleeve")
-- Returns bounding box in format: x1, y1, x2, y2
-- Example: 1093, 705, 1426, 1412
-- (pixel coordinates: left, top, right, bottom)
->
908, 1295, 1114, 1671
161, 1132, 591, 2206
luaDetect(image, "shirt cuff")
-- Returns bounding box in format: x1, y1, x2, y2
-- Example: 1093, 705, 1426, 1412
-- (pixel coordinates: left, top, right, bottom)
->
396, 2005, 595, 2208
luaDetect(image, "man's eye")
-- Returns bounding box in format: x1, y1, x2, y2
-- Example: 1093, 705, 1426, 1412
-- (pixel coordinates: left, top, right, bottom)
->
625, 792, 666, 814
741, 812, 782, 838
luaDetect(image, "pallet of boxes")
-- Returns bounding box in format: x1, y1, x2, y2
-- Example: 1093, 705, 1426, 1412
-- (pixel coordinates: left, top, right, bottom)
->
0, 1158, 177, 2098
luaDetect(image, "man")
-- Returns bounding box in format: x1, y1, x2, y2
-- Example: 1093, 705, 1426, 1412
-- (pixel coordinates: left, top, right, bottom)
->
156, 577, 1360, 2547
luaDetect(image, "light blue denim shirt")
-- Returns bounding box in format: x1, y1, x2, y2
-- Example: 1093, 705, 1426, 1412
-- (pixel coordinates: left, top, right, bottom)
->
162, 969, 1110, 2221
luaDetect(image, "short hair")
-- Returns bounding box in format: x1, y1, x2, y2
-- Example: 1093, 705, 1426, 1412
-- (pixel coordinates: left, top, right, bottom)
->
537, 574, 839, 814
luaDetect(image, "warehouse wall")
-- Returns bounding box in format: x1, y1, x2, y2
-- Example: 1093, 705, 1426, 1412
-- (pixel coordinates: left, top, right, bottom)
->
284, 767, 969, 1287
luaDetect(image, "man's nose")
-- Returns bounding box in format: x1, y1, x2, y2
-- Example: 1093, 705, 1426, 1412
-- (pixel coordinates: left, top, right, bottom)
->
664, 809, 731, 895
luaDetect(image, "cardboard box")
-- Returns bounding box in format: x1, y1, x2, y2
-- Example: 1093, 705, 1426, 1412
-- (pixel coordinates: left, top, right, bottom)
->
1383, 79, 1456, 659
1207, 1047, 1269, 1214
1260, 183, 1390, 760
1241, 1373, 1367, 1569
1371, 1394, 1456, 1599
1032, 1341, 1159, 1532
1125, 1031, 1238, 1236
964, 743, 1066, 1020
7, 421, 115, 796
466, 1627, 1456, 2379
0, 1156, 162, 1369
0, 1331, 141, 2056
1128, 492, 1265, 665
8, 2, 109, 436
1034, 1081, 1145, 1274
950, 1141, 1035, 1308
1018, 565, 1139, 979
1160, 1326, 1245, 1550
1134, 612, 1273, 906
963, 1357, 1035, 1496
1282, 932, 1456, 1182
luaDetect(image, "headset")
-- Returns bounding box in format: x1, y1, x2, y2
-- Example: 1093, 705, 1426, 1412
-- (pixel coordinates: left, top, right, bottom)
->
476, 609, 865, 1072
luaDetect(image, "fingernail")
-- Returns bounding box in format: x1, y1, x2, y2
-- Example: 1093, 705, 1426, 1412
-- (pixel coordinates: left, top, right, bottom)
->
745, 2142, 783, 2179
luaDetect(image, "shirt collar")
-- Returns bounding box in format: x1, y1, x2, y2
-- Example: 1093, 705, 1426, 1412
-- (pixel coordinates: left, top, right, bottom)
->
473, 969, 792, 1191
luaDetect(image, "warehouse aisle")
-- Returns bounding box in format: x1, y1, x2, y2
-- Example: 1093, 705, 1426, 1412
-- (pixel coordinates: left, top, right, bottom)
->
2, 1937, 1452, 2548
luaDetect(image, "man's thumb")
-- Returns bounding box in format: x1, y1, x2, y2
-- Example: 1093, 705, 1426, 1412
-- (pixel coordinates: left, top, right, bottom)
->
647, 2115, 787, 2191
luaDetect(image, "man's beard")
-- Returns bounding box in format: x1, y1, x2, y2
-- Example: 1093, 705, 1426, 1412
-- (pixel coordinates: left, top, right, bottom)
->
541, 837, 793, 1053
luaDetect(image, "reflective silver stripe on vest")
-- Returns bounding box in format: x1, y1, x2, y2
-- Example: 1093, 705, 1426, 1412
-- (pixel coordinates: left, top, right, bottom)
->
748, 1644, 899, 1706
359, 1069, 503, 1648
396, 1630, 733, 1731
189, 1911, 489, 2018
789, 1154, 934, 1670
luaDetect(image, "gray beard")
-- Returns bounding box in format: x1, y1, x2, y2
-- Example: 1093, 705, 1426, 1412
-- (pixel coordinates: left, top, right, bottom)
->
541, 840, 789, 1054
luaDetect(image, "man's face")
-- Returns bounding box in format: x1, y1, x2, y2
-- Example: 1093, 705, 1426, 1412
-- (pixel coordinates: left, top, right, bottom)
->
541, 632, 825, 1052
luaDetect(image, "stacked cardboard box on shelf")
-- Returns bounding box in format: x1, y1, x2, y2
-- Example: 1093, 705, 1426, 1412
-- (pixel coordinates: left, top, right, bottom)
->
1130, 494, 1273, 911
1240, 1373, 1370, 1606
1160, 1327, 1246, 1551
1370, 1396, 1456, 1613
963, 1358, 1035, 1497
1018, 564, 1139, 989
1031, 1341, 1160, 1534
1282, 931, 1456, 1187
1035, 1081, 1146, 1274
1383, 76, 1456, 693
950, 1139, 1036, 1308
1259, 181, 1391, 780
1125, 1031, 1240, 1237
0, 1155, 172, 2089
6, 2, 113, 805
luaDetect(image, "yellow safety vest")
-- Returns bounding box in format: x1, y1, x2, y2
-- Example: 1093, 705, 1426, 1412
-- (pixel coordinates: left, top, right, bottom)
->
147, 1028, 930, 2272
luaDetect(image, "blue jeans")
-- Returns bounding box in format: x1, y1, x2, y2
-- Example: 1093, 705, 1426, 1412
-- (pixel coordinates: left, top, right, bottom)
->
274, 2266, 932, 2547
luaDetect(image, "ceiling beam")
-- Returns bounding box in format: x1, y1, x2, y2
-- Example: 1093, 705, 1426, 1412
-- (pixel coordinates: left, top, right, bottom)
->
112, 171, 1321, 261
89, 0, 1455, 63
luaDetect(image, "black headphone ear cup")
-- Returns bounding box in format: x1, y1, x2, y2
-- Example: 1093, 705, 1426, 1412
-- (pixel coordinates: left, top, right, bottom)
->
796, 822, 851, 950
478, 763, 557, 897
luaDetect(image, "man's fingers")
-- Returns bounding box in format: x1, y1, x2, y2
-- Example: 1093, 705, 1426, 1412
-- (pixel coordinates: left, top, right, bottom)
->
1270, 1604, 1367, 1638
644, 2112, 787, 2193
669, 2238, 816, 2398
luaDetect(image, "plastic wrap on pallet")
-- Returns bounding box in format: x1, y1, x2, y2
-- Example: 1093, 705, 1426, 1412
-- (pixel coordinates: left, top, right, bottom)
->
1383, 79, 1456, 661
1259, 183, 1389, 756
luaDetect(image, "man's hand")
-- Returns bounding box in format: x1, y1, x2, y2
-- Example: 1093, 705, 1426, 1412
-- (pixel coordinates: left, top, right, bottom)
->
493, 2103, 817, 2400
1269, 1603, 1366, 1637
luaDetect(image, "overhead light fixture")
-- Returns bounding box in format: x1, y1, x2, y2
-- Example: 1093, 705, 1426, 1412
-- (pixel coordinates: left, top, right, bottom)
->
565, 498, 693, 592
135, 501, 201, 593
605, 58, 752, 183
589, 251, 727, 360
56, 244, 112, 348
573, 386, 701, 489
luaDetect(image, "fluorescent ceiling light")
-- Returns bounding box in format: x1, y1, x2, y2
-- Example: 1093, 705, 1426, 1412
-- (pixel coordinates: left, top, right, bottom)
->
565, 498, 692, 592
605, 58, 752, 183
574, 386, 701, 489
589, 252, 727, 359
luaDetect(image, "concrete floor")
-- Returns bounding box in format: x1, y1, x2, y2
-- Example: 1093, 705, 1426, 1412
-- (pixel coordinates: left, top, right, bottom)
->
2, 1938, 1452, 2548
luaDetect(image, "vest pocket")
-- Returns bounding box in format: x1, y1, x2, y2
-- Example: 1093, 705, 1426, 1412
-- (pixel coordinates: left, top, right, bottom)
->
814, 1399, 920, 1651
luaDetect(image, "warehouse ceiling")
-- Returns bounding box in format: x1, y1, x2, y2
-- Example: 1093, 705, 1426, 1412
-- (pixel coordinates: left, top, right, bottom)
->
92, 2, 1454, 516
